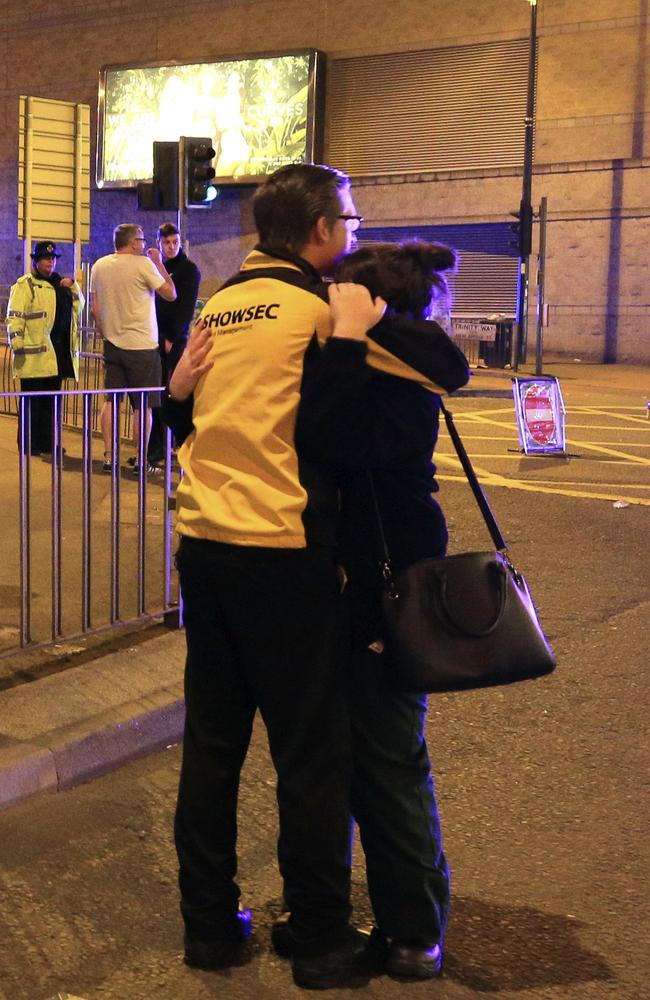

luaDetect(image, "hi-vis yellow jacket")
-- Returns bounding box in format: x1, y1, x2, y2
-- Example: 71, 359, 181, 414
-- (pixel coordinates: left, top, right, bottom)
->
7, 272, 84, 380
175, 249, 461, 549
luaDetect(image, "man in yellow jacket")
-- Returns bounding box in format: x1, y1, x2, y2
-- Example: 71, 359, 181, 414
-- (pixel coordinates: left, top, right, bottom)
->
7, 240, 84, 455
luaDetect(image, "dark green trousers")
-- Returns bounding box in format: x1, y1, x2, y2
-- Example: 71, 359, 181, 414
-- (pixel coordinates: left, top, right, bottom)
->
349, 643, 450, 946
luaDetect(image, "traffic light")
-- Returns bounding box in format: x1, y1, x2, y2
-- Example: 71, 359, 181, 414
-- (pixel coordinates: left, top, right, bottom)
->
137, 141, 179, 210
509, 201, 534, 257
182, 137, 217, 208
153, 141, 179, 209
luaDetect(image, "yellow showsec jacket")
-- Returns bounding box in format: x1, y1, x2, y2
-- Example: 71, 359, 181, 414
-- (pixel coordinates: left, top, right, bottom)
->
175, 250, 450, 549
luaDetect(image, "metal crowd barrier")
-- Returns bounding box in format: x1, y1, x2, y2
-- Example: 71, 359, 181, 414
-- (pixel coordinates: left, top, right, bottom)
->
1, 325, 140, 440
0, 385, 179, 660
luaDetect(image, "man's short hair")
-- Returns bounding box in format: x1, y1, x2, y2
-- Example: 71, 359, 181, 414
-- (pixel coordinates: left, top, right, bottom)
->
157, 222, 180, 240
253, 164, 350, 255
113, 224, 142, 250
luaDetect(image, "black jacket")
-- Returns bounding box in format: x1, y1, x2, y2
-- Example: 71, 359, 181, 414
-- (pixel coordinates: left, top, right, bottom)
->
296, 329, 470, 575
155, 250, 200, 347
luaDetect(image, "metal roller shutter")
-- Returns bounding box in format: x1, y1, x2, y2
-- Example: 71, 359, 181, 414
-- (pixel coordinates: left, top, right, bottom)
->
328, 39, 529, 175
359, 223, 519, 317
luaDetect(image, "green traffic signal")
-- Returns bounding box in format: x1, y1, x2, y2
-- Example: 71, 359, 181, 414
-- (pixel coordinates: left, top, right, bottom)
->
184, 138, 217, 208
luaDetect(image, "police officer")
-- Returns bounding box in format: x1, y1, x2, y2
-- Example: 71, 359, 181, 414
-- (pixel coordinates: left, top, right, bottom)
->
7, 241, 84, 455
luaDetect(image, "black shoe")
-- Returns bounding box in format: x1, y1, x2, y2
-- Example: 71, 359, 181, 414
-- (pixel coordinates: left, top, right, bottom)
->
365, 927, 443, 979
130, 460, 162, 475
184, 905, 253, 970
386, 940, 443, 980
291, 928, 370, 990
270, 911, 292, 958
41, 447, 66, 463
184, 934, 250, 971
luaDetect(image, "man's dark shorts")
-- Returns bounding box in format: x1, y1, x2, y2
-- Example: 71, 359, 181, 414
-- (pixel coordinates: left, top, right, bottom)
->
103, 340, 162, 409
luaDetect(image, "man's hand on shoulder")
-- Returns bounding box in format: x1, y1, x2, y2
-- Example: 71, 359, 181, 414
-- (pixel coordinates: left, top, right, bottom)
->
328, 282, 387, 342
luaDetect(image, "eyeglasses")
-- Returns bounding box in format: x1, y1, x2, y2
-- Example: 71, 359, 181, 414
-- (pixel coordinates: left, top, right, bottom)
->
132, 236, 146, 244
338, 214, 364, 231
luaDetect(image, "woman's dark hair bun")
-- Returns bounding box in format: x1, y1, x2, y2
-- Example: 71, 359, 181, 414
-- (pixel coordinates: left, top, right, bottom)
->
401, 241, 456, 274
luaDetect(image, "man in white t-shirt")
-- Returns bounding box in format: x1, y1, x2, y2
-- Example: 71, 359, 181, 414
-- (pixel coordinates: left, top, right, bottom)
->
90, 223, 177, 471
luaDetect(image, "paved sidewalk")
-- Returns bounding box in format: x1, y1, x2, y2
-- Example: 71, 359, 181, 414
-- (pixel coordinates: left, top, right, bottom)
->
0, 629, 185, 810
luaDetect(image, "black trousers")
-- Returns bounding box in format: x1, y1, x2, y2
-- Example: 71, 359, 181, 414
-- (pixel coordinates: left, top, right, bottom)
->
18, 376, 62, 454
148, 338, 187, 461
174, 536, 353, 956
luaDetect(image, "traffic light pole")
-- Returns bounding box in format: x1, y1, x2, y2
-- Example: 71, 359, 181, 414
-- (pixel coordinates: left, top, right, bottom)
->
535, 195, 548, 376
512, 0, 538, 371
177, 136, 188, 254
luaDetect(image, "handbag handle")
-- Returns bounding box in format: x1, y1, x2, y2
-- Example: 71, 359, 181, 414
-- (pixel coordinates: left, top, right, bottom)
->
367, 398, 508, 592
438, 561, 508, 637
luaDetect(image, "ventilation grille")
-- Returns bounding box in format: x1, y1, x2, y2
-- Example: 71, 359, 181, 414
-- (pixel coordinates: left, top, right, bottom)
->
328, 39, 529, 175
359, 224, 519, 316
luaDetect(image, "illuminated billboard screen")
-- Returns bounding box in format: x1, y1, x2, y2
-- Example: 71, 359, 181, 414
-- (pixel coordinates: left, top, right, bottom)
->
97, 51, 324, 187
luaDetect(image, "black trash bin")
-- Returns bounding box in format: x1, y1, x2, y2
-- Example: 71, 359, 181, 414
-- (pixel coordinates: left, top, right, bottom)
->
479, 320, 513, 368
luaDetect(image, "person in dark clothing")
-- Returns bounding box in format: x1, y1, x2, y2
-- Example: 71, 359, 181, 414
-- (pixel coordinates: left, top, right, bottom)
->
162, 166, 459, 990
6, 240, 84, 455
295, 242, 469, 980
147, 222, 200, 465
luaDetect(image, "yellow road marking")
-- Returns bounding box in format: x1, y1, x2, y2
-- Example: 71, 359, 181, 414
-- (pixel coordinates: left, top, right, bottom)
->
437, 470, 650, 506
436, 453, 650, 505
565, 438, 650, 466
445, 412, 650, 466
573, 406, 648, 425
455, 437, 650, 449
559, 424, 649, 432
568, 404, 647, 411
479, 478, 650, 490
438, 451, 649, 465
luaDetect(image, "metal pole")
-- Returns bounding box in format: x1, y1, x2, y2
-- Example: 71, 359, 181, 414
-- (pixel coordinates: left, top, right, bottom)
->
513, 0, 538, 370
110, 393, 121, 623
81, 261, 91, 329
23, 97, 34, 273
177, 136, 188, 253
18, 397, 32, 646
73, 104, 83, 280
81, 392, 92, 631
51, 393, 63, 639
136, 392, 146, 617
535, 196, 548, 376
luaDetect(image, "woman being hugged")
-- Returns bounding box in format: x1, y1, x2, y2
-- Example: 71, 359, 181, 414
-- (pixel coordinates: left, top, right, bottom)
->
296, 241, 469, 980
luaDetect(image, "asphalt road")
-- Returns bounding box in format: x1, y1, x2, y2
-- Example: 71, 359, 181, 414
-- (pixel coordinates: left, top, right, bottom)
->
0, 365, 648, 1000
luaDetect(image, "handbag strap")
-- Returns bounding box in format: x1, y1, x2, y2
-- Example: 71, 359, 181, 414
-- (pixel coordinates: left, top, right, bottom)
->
439, 400, 507, 552
366, 398, 507, 585
366, 470, 399, 597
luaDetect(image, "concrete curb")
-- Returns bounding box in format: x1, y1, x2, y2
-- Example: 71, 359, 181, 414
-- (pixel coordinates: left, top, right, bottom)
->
0, 631, 186, 811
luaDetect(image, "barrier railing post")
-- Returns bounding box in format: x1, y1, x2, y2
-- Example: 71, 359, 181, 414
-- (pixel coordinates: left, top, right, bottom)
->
110, 392, 121, 623
136, 390, 147, 617
51, 393, 63, 639
81, 391, 92, 631
18, 396, 32, 646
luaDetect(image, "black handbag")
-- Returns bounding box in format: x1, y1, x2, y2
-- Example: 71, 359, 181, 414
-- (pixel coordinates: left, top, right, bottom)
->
369, 401, 556, 693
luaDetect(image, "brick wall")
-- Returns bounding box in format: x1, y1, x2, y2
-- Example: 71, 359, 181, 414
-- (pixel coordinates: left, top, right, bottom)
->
1, 0, 648, 360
